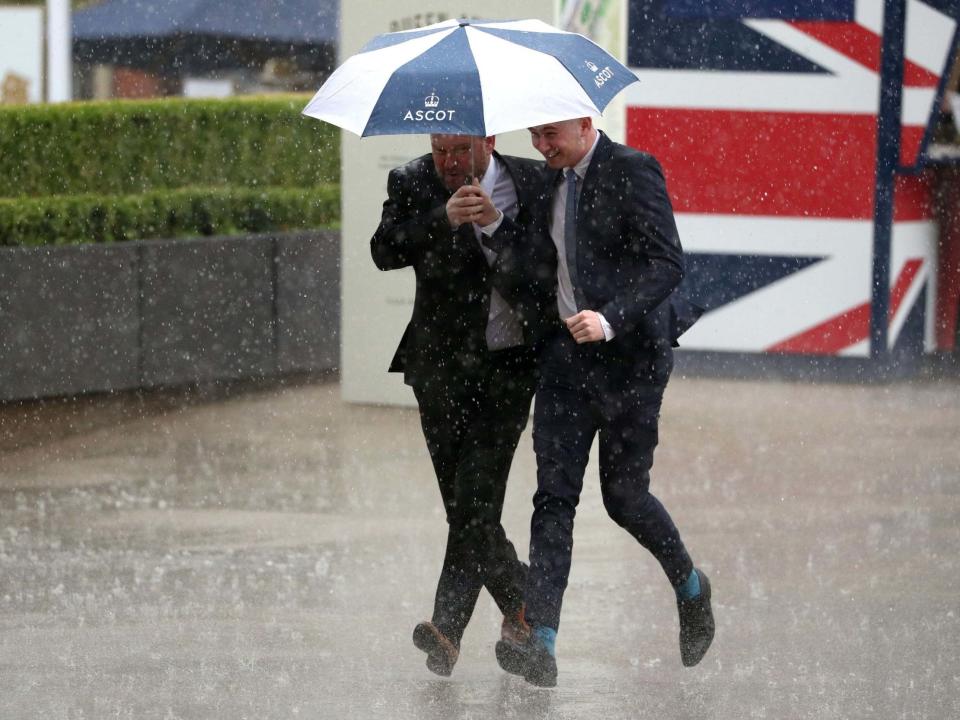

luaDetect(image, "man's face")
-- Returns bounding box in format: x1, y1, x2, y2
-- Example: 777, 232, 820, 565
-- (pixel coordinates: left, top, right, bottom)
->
529, 118, 592, 169
430, 134, 495, 191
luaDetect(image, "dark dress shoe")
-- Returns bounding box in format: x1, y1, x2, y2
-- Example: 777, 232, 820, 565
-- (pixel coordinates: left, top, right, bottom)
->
501, 607, 531, 645
495, 633, 557, 687
495, 637, 526, 677
413, 621, 459, 676
678, 568, 715, 667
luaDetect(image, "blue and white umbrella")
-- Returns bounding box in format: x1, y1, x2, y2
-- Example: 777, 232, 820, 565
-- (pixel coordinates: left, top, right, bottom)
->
302, 18, 638, 137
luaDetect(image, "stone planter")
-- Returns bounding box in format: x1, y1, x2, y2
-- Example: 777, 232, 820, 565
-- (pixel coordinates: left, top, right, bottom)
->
0, 230, 339, 402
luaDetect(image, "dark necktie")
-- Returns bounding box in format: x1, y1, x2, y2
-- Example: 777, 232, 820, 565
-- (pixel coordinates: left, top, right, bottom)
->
564, 168, 585, 311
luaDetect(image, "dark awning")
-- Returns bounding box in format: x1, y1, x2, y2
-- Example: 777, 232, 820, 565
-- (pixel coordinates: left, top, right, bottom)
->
73, 0, 339, 73
74, 0, 338, 44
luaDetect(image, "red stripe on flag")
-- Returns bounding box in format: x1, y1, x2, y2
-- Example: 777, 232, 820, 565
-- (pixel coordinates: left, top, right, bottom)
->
766, 258, 924, 354
629, 108, 876, 218
900, 124, 928, 167
627, 108, 934, 221
767, 302, 871, 355
789, 21, 940, 87
895, 171, 934, 219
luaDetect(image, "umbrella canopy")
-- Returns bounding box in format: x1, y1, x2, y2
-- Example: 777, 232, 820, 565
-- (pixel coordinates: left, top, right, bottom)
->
302, 18, 638, 137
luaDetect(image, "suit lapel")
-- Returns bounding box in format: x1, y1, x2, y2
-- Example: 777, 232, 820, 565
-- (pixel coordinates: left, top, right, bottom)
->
578, 131, 613, 219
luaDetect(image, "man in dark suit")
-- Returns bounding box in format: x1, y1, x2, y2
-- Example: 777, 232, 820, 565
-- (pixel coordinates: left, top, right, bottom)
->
494, 117, 715, 687
370, 134, 552, 676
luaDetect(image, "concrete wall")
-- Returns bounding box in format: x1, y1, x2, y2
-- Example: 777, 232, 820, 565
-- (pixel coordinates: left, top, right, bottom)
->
0, 230, 339, 402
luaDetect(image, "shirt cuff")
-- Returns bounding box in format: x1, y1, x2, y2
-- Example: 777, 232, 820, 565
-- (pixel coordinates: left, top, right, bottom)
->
478, 210, 504, 237
598, 313, 616, 341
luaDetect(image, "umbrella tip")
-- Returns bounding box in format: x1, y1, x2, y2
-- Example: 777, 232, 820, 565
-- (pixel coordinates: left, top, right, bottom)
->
458, 20, 470, 27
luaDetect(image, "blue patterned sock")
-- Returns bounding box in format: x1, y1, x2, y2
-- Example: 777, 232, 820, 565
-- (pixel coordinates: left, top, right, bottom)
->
676, 568, 701, 601
533, 625, 557, 657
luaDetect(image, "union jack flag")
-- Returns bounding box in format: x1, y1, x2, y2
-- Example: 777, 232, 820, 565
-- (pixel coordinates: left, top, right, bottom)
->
626, 0, 959, 356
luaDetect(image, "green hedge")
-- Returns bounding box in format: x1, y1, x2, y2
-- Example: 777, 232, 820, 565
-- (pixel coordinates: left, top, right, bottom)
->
0, 184, 339, 246
0, 96, 339, 197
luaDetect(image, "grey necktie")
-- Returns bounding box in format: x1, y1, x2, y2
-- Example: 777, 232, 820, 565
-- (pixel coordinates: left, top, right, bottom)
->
564, 168, 585, 311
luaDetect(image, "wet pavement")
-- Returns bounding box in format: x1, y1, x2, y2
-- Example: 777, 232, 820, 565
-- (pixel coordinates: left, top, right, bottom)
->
1, 374, 958, 719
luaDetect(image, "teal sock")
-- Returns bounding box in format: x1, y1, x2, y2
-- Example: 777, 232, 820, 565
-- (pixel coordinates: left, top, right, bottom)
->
676, 568, 701, 601
533, 625, 557, 657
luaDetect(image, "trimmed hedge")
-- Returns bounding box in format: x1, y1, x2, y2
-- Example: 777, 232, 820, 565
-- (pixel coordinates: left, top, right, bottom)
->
0, 96, 341, 245
0, 96, 338, 197
0, 184, 339, 246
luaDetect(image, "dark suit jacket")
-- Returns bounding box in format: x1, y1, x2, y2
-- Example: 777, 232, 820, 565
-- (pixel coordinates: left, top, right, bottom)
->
370, 151, 550, 389
529, 132, 693, 378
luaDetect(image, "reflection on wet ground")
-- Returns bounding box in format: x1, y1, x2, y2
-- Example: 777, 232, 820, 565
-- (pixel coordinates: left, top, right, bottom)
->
1, 375, 958, 719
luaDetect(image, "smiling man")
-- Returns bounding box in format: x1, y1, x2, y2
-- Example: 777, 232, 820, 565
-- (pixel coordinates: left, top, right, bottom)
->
370, 133, 553, 677
495, 117, 715, 687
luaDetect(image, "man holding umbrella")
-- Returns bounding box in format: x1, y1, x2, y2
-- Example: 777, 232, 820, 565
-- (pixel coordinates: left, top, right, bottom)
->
370, 133, 553, 676
495, 117, 715, 687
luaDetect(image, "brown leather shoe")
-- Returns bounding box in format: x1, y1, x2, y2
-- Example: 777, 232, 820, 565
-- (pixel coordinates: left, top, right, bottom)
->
412, 621, 459, 676
501, 606, 531, 645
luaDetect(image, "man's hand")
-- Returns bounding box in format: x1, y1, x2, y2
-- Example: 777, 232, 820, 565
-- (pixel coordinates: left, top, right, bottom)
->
446, 179, 499, 228
565, 310, 605, 343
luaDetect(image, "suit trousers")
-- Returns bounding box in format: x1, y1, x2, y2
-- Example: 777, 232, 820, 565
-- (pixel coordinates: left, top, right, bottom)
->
525, 330, 694, 631
413, 346, 537, 646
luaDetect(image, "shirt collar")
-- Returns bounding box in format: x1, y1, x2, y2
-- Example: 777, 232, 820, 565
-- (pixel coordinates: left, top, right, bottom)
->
567, 131, 600, 180
479, 153, 499, 196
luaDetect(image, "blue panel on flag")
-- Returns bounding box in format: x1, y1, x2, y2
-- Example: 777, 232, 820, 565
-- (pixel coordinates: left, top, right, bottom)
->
680, 254, 823, 311
661, 0, 854, 20
891, 286, 927, 358
628, 0, 829, 71
922, 0, 960, 17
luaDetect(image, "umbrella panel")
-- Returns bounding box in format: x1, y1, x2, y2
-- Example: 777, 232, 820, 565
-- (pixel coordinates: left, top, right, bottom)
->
465, 27, 607, 135
364, 30, 486, 137
472, 27, 637, 112
359, 21, 459, 52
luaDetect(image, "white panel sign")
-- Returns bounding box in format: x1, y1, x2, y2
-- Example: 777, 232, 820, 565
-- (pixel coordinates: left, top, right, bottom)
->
0, 7, 44, 104
339, 1, 555, 405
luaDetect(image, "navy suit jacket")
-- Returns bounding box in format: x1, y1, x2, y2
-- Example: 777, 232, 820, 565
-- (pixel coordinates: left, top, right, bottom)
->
529, 132, 697, 379
370, 151, 550, 389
